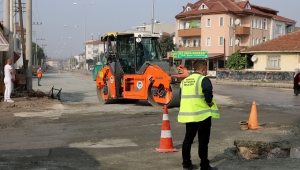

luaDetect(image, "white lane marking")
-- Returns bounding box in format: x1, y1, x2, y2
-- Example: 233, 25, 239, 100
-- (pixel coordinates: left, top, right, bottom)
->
69, 139, 138, 148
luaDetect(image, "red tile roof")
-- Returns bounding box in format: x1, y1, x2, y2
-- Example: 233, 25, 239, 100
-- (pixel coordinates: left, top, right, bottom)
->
271, 14, 295, 23
176, 0, 295, 23
86, 40, 105, 45
242, 31, 300, 53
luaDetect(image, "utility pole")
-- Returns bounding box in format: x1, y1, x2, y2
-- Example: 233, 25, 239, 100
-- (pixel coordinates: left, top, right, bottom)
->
18, 0, 26, 76
10, 0, 14, 69
3, 0, 10, 65
151, 0, 154, 34
26, 0, 32, 89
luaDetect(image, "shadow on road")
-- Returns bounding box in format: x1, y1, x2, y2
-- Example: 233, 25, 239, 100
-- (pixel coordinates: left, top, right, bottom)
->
0, 147, 101, 170
60, 92, 89, 102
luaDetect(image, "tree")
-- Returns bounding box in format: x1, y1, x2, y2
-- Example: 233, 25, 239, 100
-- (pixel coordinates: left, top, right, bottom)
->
226, 51, 249, 70
160, 35, 175, 58
69, 58, 78, 68
32, 42, 46, 66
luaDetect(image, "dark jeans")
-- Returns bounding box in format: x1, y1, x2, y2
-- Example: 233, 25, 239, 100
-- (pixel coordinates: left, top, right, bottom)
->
38, 78, 41, 85
182, 117, 211, 169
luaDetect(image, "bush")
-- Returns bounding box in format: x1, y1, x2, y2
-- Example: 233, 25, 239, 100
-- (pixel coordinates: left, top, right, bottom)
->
226, 51, 249, 70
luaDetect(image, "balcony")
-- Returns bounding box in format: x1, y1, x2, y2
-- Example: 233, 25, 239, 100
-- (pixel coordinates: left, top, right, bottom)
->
178, 28, 201, 37
236, 26, 250, 35
178, 46, 201, 51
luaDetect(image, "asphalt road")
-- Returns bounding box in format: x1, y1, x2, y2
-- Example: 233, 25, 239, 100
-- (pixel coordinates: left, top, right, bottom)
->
0, 69, 299, 170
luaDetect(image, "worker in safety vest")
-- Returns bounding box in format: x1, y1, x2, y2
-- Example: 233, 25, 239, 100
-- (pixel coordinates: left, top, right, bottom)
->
178, 61, 220, 170
37, 66, 43, 86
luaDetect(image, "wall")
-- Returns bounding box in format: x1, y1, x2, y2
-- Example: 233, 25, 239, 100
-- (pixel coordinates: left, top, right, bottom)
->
251, 53, 300, 72
216, 70, 294, 82
272, 20, 286, 39
201, 14, 227, 54
86, 43, 105, 60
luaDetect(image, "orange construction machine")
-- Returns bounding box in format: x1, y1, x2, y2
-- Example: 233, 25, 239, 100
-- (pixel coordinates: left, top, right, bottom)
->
95, 32, 189, 107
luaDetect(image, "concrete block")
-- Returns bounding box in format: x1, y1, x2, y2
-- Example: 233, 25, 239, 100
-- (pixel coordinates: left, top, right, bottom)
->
237, 147, 259, 160
267, 147, 289, 159
290, 147, 300, 158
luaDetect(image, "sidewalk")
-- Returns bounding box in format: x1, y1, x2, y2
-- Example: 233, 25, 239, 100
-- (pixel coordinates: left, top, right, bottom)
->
211, 78, 293, 89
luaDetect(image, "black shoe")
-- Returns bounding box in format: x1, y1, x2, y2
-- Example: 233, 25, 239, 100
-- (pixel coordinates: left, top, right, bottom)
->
183, 164, 198, 170
200, 166, 218, 170
294, 94, 298, 96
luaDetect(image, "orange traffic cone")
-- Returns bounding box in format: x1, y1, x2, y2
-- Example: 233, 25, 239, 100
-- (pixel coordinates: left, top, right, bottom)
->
156, 105, 178, 153
248, 101, 263, 130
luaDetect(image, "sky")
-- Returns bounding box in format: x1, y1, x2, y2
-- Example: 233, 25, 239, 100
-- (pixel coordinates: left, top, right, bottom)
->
0, 0, 299, 59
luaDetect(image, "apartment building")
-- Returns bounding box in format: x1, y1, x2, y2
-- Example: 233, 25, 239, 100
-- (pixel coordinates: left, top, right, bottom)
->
85, 40, 105, 60
175, 0, 296, 57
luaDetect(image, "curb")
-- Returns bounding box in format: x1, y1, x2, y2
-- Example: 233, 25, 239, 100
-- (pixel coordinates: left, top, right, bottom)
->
214, 81, 293, 89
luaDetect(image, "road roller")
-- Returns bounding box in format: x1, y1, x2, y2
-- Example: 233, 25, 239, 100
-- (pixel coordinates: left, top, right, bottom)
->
95, 31, 189, 107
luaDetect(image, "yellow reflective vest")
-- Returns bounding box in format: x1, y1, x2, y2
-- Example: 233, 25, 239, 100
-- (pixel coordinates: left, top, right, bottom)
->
178, 73, 220, 123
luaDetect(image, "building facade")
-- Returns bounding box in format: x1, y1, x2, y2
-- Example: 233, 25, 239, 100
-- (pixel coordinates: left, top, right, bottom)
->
175, 0, 296, 57
241, 31, 300, 72
132, 22, 175, 35
85, 40, 105, 61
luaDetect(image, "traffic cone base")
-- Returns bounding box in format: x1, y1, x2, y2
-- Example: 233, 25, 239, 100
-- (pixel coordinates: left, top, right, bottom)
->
248, 101, 263, 130
156, 105, 178, 153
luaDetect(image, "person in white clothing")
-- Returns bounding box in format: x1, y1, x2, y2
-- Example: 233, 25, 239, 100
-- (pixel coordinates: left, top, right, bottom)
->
4, 58, 14, 102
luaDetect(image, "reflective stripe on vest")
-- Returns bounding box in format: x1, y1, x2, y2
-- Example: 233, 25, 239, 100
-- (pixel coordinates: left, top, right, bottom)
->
178, 74, 220, 123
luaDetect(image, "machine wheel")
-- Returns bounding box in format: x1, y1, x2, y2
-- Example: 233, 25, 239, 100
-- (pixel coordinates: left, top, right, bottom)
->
97, 86, 116, 104
147, 84, 181, 108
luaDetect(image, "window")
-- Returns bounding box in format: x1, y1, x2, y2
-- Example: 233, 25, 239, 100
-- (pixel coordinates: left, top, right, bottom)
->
237, 38, 241, 46
246, 4, 251, 9
206, 18, 211, 27
219, 17, 224, 26
259, 39, 262, 44
185, 22, 190, 29
267, 56, 281, 69
260, 20, 263, 29
275, 24, 282, 34
206, 37, 211, 46
252, 38, 255, 46
198, 20, 202, 28
193, 39, 197, 47
187, 39, 190, 47
287, 27, 292, 33
256, 38, 259, 45
252, 19, 255, 28
230, 17, 233, 26
198, 39, 201, 47
263, 19, 267, 30
178, 40, 182, 46
186, 7, 191, 12
199, 3, 208, 10
256, 19, 259, 29
253, 19, 256, 28
229, 37, 233, 46
298, 54, 300, 63
263, 37, 267, 42
219, 37, 224, 46
183, 39, 187, 47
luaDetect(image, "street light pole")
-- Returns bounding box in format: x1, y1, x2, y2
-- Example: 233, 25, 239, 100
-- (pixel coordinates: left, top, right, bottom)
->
151, 0, 154, 34
73, 2, 95, 74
